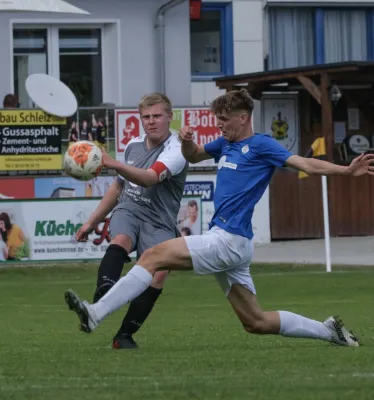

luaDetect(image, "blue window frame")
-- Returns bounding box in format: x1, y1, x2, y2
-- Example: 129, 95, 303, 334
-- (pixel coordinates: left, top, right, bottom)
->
366, 11, 374, 60
315, 8, 370, 64
268, 6, 374, 69
314, 9, 324, 64
190, 2, 233, 80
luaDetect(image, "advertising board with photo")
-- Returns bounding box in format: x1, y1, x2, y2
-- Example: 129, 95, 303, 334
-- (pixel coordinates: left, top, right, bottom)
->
115, 107, 221, 168
0, 107, 114, 176
184, 174, 216, 233
177, 196, 202, 236
0, 110, 66, 174
0, 195, 203, 263
0, 199, 106, 262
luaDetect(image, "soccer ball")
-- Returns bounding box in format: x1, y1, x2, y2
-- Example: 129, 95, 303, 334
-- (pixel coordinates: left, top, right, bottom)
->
64, 140, 103, 181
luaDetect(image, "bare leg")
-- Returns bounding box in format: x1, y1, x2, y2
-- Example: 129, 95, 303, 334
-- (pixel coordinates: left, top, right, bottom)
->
65, 237, 359, 346
227, 284, 332, 341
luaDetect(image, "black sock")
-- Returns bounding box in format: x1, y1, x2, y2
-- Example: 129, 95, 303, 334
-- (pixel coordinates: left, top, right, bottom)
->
93, 244, 131, 303
115, 286, 163, 337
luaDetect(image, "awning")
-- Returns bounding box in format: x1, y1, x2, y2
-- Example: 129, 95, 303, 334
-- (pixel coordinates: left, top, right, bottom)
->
0, 0, 89, 14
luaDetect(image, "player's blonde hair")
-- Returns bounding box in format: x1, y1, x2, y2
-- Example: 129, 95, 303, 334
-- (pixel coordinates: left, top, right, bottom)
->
210, 89, 254, 116
138, 93, 172, 114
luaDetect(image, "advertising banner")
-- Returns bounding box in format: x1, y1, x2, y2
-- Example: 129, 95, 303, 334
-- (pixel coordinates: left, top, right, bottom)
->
177, 195, 202, 236
0, 199, 104, 261
0, 178, 35, 199
115, 107, 221, 168
34, 176, 116, 198
184, 109, 220, 168
0, 196, 202, 263
0, 110, 66, 171
184, 174, 216, 233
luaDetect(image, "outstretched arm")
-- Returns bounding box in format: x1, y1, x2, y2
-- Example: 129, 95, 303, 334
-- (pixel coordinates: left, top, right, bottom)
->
286, 153, 374, 177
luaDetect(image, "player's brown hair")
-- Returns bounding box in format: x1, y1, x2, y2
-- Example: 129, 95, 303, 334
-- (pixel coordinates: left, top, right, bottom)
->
138, 93, 172, 114
210, 89, 254, 117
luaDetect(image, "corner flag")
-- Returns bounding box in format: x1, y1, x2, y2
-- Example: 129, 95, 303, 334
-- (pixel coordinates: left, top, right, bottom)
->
298, 137, 327, 179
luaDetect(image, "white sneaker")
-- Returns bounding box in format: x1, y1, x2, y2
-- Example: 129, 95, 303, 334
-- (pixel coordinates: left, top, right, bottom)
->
323, 316, 359, 347
64, 289, 99, 333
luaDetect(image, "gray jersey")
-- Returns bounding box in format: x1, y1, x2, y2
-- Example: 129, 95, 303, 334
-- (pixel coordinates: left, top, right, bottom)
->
114, 133, 188, 232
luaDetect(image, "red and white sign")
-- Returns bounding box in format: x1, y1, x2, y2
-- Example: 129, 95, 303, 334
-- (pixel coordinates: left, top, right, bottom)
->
185, 109, 221, 167
185, 109, 220, 146
115, 107, 222, 167
115, 110, 144, 156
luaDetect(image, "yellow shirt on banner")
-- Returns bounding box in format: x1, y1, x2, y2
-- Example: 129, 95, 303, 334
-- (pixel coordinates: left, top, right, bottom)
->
7, 224, 24, 258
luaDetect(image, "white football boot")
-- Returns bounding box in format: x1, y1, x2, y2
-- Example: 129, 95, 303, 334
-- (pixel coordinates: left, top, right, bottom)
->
65, 289, 99, 333
323, 315, 360, 347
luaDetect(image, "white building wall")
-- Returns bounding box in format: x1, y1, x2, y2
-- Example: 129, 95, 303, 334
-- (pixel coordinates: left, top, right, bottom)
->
0, 0, 191, 107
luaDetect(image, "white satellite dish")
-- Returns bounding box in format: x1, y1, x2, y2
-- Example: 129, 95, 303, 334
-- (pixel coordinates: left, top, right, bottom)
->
25, 73, 78, 118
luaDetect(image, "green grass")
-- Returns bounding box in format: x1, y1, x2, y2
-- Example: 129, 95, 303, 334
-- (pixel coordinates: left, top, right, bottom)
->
1, 264, 374, 400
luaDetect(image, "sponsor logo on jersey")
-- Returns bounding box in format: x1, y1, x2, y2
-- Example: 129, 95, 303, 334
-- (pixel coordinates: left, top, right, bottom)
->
218, 156, 237, 170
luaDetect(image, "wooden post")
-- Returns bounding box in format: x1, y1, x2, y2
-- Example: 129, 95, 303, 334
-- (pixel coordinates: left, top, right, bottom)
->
297, 76, 321, 105
320, 73, 334, 161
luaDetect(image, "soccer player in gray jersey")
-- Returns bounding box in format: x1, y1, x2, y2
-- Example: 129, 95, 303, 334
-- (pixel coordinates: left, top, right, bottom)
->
72, 93, 188, 349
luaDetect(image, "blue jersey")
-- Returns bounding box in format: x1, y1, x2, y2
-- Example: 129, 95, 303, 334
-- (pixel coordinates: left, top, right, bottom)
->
204, 134, 292, 239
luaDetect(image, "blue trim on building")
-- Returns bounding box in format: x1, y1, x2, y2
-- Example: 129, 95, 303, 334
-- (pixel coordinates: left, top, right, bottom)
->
315, 8, 325, 64
192, 2, 234, 80
366, 10, 374, 60
224, 2, 234, 76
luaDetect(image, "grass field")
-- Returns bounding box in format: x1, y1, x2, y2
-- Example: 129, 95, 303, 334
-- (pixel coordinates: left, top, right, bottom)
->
1, 263, 374, 400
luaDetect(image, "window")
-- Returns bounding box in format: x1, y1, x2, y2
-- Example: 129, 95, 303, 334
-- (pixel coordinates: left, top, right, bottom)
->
268, 8, 315, 70
13, 26, 103, 107
324, 10, 367, 63
59, 29, 103, 106
13, 29, 48, 108
267, 7, 374, 69
190, 3, 233, 78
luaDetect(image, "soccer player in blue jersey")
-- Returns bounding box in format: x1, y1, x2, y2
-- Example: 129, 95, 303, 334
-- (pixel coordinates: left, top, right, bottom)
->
65, 89, 374, 347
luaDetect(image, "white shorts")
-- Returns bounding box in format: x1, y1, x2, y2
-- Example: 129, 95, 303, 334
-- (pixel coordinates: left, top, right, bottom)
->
183, 226, 255, 296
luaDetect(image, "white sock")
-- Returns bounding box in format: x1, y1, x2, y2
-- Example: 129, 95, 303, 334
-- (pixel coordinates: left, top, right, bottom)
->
278, 311, 332, 341
91, 265, 153, 322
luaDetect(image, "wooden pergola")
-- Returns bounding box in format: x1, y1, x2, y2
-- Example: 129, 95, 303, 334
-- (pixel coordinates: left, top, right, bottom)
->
214, 61, 374, 161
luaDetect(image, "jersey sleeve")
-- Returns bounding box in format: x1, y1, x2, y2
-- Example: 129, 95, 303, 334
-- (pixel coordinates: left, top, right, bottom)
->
254, 135, 293, 167
204, 136, 227, 162
150, 139, 186, 182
